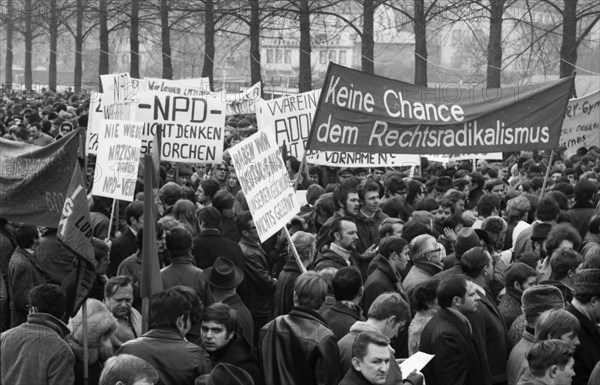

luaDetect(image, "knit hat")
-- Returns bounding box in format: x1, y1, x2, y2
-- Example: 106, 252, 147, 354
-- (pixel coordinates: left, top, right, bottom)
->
530, 222, 553, 242
455, 228, 481, 257
212, 190, 235, 211
68, 299, 117, 348
572, 268, 600, 297
195, 363, 254, 385
521, 285, 565, 318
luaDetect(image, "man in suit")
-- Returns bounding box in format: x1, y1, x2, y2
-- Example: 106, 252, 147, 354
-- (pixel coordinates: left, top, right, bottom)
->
109, 201, 143, 277
420, 274, 491, 385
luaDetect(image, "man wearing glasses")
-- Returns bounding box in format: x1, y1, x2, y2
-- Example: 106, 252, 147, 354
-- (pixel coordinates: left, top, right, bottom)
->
212, 161, 229, 190
402, 234, 444, 299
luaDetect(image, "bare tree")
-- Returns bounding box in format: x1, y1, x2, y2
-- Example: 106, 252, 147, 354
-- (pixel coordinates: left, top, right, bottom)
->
5, 0, 14, 87
99, 0, 109, 77
202, 0, 214, 87
160, 0, 173, 79
486, 0, 505, 87
49, 0, 58, 90
130, 0, 140, 78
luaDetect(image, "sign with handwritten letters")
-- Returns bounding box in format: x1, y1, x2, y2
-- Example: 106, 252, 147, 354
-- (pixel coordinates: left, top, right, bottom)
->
560, 90, 600, 157
92, 120, 143, 202
100, 73, 138, 120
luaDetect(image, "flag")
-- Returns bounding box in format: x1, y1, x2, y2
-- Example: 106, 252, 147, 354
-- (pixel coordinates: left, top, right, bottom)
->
57, 163, 96, 316
151, 125, 162, 188
141, 154, 163, 298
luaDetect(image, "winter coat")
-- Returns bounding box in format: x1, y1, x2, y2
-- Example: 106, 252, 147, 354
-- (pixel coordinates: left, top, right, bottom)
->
506, 327, 536, 385
567, 303, 600, 385
319, 296, 364, 340
259, 307, 341, 385
238, 239, 276, 320
1, 312, 75, 385
222, 293, 254, 347
403, 261, 443, 299
108, 227, 137, 277
192, 228, 244, 269
208, 332, 262, 385
274, 258, 302, 317
498, 286, 524, 329
7, 246, 46, 327
161, 254, 214, 308
362, 256, 408, 312
313, 247, 359, 272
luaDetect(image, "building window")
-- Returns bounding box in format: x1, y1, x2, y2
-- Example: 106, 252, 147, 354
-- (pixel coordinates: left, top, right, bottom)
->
276, 49, 283, 63
339, 50, 346, 65
267, 49, 273, 63
285, 50, 291, 63
329, 50, 336, 62
320, 50, 327, 64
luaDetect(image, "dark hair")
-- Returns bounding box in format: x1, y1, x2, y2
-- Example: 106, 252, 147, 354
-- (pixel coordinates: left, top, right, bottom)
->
476, 194, 501, 217
437, 275, 468, 308
469, 172, 485, 189
378, 235, 408, 260
414, 198, 439, 212
442, 213, 463, 230
99, 354, 159, 385
545, 224, 582, 258
329, 216, 355, 243
332, 267, 363, 301
235, 211, 254, 232
104, 275, 133, 299
367, 292, 410, 322
535, 309, 580, 341
352, 331, 390, 361
505, 262, 537, 288
380, 196, 405, 218
149, 289, 191, 330
549, 248, 583, 281
15, 223, 39, 248
202, 302, 238, 334
406, 179, 424, 204
401, 220, 430, 243
460, 247, 491, 279
358, 179, 381, 201
536, 197, 560, 221
124, 201, 144, 226
286, 156, 301, 173
135, 222, 165, 250
306, 184, 325, 206
527, 340, 574, 377
545, 191, 569, 211
29, 284, 67, 319
170, 285, 204, 325
92, 238, 110, 263
378, 218, 404, 239
333, 184, 358, 211
165, 226, 193, 256
384, 175, 407, 196
412, 279, 440, 312
200, 179, 221, 200
294, 271, 328, 310
574, 179, 598, 203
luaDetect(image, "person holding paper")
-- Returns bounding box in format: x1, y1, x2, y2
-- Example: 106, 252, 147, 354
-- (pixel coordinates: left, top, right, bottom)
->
419, 274, 490, 385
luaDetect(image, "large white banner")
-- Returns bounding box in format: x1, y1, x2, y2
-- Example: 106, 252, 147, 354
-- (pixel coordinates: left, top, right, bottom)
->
229, 131, 301, 242
226, 82, 262, 115
135, 92, 226, 164
145, 78, 212, 98
560, 90, 600, 157
92, 120, 144, 201
100, 73, 137, 120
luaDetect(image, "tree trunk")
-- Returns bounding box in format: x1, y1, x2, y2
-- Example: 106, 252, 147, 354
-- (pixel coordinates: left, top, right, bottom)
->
24, 0, 33, 90
362, 0, 375, 74
202, 0, 214, 89
160, 0, 173, 79
74, 0, 84, 92
130, 0, 140, 78
298, 0, 312, 91
49, 0, 58, 91
486, 0, 504, 88
5, 0, 13, 88
413, 0, 427, 86
249, 0, 261, 85
99, 0, 110, 79
559, 0, 578, 78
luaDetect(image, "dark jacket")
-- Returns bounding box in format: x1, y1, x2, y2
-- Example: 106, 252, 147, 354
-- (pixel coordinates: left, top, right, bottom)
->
222, 293, 254, 347
466, 188, 485, 211
498, 287, 523, 329
209, 332, 262, 385
7, 247, 46, 328
108, 227, 137, 277
239, 238, 276, 320
362, 256, 408, 312
119, 328, 212, 385
568, 201, 596, 240
36, 229, 75, 284
420, 308, 490, 385
314, 247, 359, 272
355, 210, 388, 275
160, 255, 214, 307
567, 303, 600, 385
316, 212, 343, 253
192, 228, 244, 269
259, 307, 341, 385
339, 368, 375, 385
319, 296, 364, 340
274, 258, 302, 317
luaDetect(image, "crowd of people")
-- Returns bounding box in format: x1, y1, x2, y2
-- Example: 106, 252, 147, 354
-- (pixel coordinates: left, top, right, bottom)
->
1, 90, 600, 385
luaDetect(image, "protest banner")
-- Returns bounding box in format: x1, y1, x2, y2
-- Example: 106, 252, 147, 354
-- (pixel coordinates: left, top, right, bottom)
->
175, 77, 211, 91
91, 120, 144, 201
560, 90, 600, 157
0, 130, 80, 228
86, 91, 103, 154
145, 77, 213, 98
135, 92, 226, 164
257, 89, 420, 166
226, 82, 262, 115
425, 152, 503, 164
306, 64, 574, 155
229, 131, 301, 242
100, 73, 138, 120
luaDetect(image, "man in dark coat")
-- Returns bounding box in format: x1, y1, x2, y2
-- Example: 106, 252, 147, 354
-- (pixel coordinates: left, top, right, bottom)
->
320, 266, 365, 340
193, 207, 243, 269
316, 183, 360, 253
314, 217, 360, 273
355, 180, 389, 277
201, 303, 262, 385
109, 201, 143, 277
420, 275, 491, 385
567, 269, 600, 385
259, 272, 341, 385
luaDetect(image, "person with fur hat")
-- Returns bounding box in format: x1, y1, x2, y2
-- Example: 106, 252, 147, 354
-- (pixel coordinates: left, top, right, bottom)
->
67, 299, 118, 385
566, 268, 600, 385
507, 285, 566, 385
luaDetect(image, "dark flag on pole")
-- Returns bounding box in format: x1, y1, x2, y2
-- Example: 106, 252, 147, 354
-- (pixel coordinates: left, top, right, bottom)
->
57, 163, 96, 317
141, 154, 163, 298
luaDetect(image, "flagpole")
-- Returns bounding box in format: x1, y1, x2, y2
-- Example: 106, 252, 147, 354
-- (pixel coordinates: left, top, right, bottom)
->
82, 300, 89, 385
106, 199, 117, 242
284, 227, 307, 274
539, 150, 555, 199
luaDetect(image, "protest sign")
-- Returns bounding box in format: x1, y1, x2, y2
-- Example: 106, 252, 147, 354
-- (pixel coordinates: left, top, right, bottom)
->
135, 92, 226, 164
560, 90, 600, 157
306, 64, 574, 155
86, 91, 103, 154
257, 89, 420, 166
229, 131, 301, 242
92, 120, 143, 201
0, 130, 80, 228
100, 73, 138, 120
226, 82, 262, 115
175, 77, 211, 91
425, 152, 503, 164
145, 77, 213, 98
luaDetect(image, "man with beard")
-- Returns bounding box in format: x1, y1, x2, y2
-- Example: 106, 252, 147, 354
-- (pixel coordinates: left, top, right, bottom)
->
314, 217, 360, 272
316, 184, 360, 253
